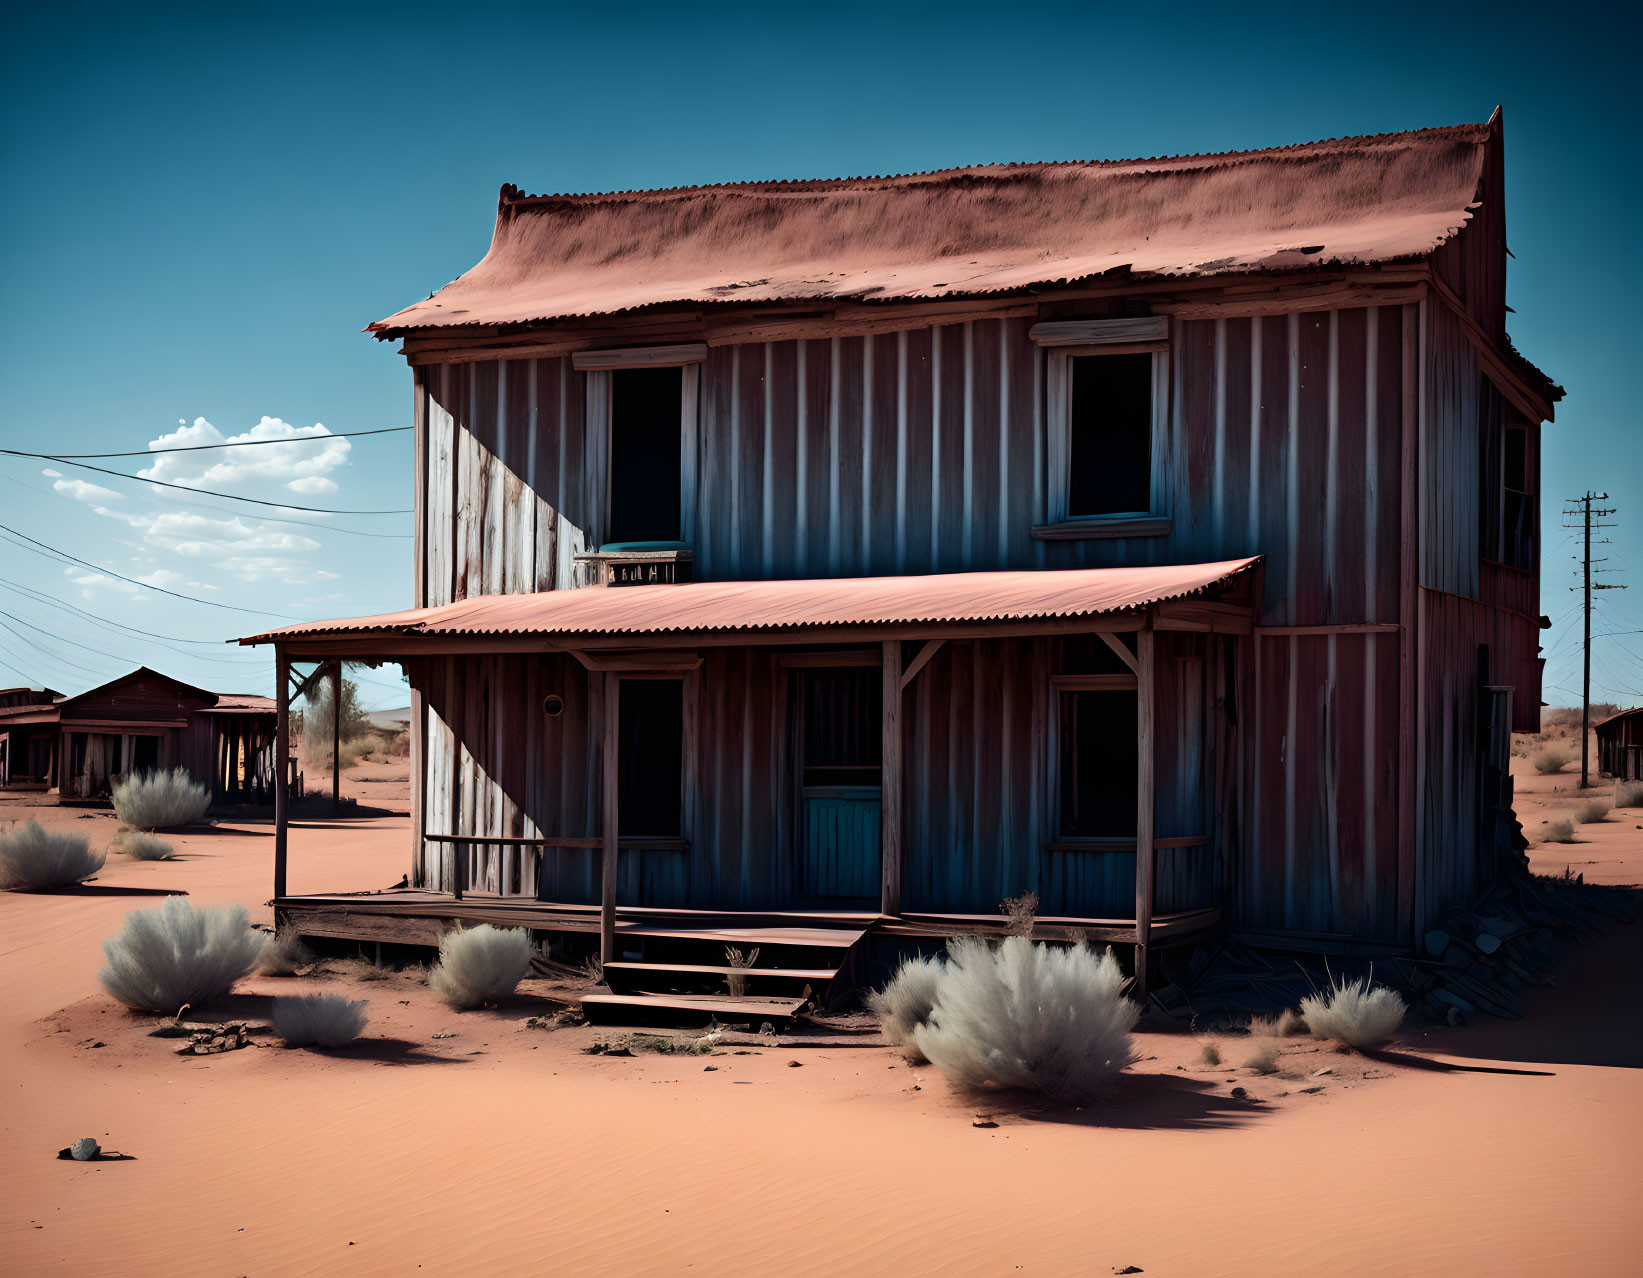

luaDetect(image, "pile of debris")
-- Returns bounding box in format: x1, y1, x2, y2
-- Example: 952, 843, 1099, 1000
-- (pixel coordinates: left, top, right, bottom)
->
149, 1017, 257, 1056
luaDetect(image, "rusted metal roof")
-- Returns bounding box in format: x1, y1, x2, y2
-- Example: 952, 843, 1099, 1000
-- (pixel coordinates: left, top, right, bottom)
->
198, 694, 277, 714
240, 559, 1259, 646
371, 120, 1497, 334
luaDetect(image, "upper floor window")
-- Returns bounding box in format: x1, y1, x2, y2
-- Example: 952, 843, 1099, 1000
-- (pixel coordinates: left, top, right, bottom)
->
609, 366, 683, 544
1031, 317, 1169, 538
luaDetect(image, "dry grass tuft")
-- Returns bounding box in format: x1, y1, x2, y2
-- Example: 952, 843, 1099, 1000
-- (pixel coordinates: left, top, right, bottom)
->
1240, 1038, 1283, 1074
98, 898, 264, 1014
271, 994, 368, 1047
112, 767, 210, 830
867, 954, 946, 1063
1574, 800, 1611, 824
998, 891, 1039, 937
1616, 779, 1643, 809
118, 832, 175, 861
1196, 1041, 1222, 1067
428, 924, 532, 1009
1541, 819, 1578, 844
257, 927, 314, 976
1301, 975, 1406, 1049
0, 820, 106, 890
1248, 1008, 1305, 1037
911, 937, 1140, 1104
1532, 746, 1574, 775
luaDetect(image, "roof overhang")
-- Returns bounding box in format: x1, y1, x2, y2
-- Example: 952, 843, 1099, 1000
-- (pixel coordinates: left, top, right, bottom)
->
240, 559, 1260, 658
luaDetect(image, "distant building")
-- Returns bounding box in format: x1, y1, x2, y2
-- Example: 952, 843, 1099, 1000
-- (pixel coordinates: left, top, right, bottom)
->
1595, 707, 1642, 782
247, 112, 1559, 997
0, 668, 276, 802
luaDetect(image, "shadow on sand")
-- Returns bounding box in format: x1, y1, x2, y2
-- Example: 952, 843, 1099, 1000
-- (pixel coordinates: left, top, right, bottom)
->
961, 1071, 1269, 1133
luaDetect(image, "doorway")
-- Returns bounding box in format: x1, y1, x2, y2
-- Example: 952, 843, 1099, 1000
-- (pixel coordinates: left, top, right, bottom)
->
796, 667, 880, 902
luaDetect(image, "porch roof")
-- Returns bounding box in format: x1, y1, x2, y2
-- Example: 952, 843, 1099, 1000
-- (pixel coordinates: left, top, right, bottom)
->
239, 558, 1259, 650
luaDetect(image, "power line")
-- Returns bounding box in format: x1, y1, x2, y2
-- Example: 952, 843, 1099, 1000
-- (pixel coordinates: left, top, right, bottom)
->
0, 592, 264, 670
16, 454, 412, 516
0, 523, 294, 619
0, 576, 255, 648
2, 426, 412, 460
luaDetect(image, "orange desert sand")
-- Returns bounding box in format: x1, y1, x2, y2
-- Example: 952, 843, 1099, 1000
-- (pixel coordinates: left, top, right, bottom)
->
3, 744, 1639, 1277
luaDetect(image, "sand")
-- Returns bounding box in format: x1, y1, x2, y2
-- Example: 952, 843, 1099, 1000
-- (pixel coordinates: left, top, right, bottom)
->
2, 752, 1639, 1277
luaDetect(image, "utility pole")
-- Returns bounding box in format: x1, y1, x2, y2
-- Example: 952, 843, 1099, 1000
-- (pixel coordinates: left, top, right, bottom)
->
1563, 492, 1624, 788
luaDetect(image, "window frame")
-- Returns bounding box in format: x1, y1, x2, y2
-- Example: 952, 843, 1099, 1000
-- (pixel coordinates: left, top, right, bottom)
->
1036, 323, 1171, 538
580, 348, 702, 550
613, 671, 695, 846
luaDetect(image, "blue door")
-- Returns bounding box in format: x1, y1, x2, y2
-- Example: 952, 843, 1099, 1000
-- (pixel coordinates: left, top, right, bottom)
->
797, 669, 881, 902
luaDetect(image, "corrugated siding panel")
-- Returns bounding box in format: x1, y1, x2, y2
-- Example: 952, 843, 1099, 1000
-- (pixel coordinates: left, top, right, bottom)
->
1421, 302, 1482, 597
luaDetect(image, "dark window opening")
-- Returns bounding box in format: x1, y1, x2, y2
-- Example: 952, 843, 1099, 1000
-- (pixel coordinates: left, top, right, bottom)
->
1503, 424, 1533, 570
133, 735, 159, 773
1056, 633, 1136, 676
607, 367, 683, 544
1068, 353, 1152, 517
617, 679, 683, 837
1058, 689, 1138, 838
801, 668, 881, 789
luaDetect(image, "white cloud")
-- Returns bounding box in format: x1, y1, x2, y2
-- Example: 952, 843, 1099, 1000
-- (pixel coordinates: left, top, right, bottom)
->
48, 474, 124, 505
139, 416, 351, 495
286, 475, 339, 495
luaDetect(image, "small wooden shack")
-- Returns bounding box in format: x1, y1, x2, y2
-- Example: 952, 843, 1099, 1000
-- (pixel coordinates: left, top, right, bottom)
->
248, 112, 1561, 1013
1595, 707, 1642, 782
0, 669, 277, 802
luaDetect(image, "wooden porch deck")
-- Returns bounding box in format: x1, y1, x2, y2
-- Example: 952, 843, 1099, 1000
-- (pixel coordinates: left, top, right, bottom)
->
273, 888, 1221, 951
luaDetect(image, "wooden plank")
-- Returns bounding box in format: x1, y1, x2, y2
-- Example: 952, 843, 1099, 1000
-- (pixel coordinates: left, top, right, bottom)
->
1134, 628, 1156, 992
898, 638, 944, 690
1029, 517, 1172, 541
1029, 316, 1169, 346
1398, 303, 1419, 945
580, 992, 806, 1018
273, 646, 290, 900
601, 673, 619, 965
571, 343, 708, 369
602, 961, 838, 981
881, 639, 903, 917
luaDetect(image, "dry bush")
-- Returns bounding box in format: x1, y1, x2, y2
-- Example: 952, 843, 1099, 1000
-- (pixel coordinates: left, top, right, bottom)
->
119, 832, 175, 861
272, 994, 368, 1047
866, 954, 946, 1063
1241, 1039, 1283, 1073
1616, 779, 1643, 809
1301, 975, 1406, 1049
1533, 746, 1573, 775
338, 734, 383, 769
911, 937, 1141, 1104
112, 767, 210, 830
999, 891, 1039, 936
1248, 1008, 1305, 1037
1542, 819, 1577, 843
99, 899, 265, 1013
429, 924, 533, 1009
723, 945, 759, 998
1574, 800, 1611, 824
257, 927, 314, 976
1196, 1041, 1222, 1067
385, 730, 411, 758
0, 820, 105, 890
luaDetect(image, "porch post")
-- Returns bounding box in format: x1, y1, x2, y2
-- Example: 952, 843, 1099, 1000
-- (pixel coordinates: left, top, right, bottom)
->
274, 645, 290, 900
331, 661, 342, 812
600, 673, 619, 966
1134, 628, 1156, 997
881, 640, 903, 917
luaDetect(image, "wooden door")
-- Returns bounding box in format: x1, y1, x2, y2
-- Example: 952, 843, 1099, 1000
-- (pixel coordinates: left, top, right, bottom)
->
797, 668, 881, 901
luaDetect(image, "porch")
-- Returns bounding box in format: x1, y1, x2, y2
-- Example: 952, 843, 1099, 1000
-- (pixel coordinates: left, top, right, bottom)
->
245, 558, 1258, 993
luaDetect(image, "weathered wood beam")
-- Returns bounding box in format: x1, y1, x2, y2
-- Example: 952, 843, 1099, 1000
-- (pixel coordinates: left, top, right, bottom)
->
331, 661, 342, 812
568, 650, 704, 672
898, 639, 945, 690
1096, 631, 1140, 676
273, 646, 290, 900
571, 343, 707, 369
881, 640, 903, 918
1133, 629, 1156, 995
1398, 303, 1420, 946
600, 674, 619, 965
1028, 316, 1169, 346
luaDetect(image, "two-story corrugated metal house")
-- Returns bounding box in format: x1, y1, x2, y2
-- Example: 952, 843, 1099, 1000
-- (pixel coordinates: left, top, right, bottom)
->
248, 112, 1558, 1013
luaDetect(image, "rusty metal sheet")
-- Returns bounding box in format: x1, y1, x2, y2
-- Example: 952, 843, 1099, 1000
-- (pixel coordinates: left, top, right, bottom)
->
239, 557, 1259, 645
372, 121, 1496, 335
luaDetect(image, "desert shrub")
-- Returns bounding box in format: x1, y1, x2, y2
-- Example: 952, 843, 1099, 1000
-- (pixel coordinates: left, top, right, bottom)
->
999, 891, 1039, 936
867, 954, 946, 1063
428, 924, 532, 1009
1196, 1041, 1222, 1067
112, 767, 210, 830
1248, 1008, 1304, 1037
911, 937, 1140, 1104
1300, 975, 1406, 1049
1532, 746, 1573, 775
1542, 819, 1577, 843
99, 898, 265, 1013
119, 832, 175, 861
1241, 1039, 1282, 1074
1616, 779, 1643, 809
1574, 800, 1611, 824
386, 730, 411, 757
257, 926, 313, 976
271, 994, 368, 1047
0, 820, 105, 890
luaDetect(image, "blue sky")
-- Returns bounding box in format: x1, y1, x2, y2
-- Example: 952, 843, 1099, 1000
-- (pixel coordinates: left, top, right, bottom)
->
1, 1, 1638, 709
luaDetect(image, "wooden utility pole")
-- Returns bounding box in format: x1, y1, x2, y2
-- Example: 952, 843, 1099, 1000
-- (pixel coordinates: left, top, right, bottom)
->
1564, 492, 1623, 789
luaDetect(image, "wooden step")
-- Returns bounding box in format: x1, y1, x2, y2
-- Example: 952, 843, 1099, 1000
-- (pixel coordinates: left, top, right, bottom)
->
581, 990, 808, 1027
613, 923, 865, 949
602, 960, 838, 983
